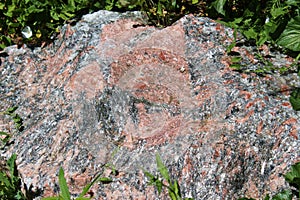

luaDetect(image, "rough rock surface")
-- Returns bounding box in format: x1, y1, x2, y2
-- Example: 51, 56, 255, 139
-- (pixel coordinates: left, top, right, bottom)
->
0, 10, 300, 199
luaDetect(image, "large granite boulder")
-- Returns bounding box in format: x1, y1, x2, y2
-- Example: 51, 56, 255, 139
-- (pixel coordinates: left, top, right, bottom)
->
0, 10, 299, 199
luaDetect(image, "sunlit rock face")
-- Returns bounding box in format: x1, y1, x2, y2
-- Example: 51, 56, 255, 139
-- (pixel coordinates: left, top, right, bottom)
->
0, 10, 299, 199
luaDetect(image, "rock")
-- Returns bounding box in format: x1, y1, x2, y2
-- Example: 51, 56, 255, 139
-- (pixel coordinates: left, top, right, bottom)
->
0, 10, 299, 199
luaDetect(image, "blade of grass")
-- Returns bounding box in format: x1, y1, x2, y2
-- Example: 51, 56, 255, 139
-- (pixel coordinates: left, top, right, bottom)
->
58, 167, 70, 200
0, 172, 12, 188
79, 173, 112, 198
156, 154, 170, 184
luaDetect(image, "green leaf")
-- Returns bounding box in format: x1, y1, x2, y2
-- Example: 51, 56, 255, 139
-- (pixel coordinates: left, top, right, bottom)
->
99, 177, 113, 184
143, 170, 157, 184
225, 29, 237, 53
0, 44, 7, 49
13, 115, 22, 123
1, 35, 12, 45
173, 180, 180, 197
157, 2, 163, 16
168, 188, 177, 200
79, 172, 103, 198
58, 167, 71, 200
42, 197, 60, 200
63, 10, 75, 18
271, 7, 288, 19
5, 4, 15, 17
4, 107, 18, 115
212, 0, 227, 16
277, 16, 300, 51
0, 173, 12, 188
243, 8, 255, 18
155, 179, 163, 194
0, 3, 5, 9
7, 153, 17, 175
143, 167, 164, 194
59, 13, 70, 21
243, 28, 258, 40
285, 162, 300, 186
285, 0, 300, 6
75, 198, 90, 200
289, 88, 300, 111
0, 131, 9, 136
231, 56, 242, 63
9, 22, 21, 28
0, 131, 10, 145
156, 154, 170, 184
226, 42, 236, 53
230, 63, 242, 70
68, 0, 75, 10
50, 10, 60, 20
272, 190, 293, 200
264, 194, 270, 200
104, 2, 114, 11
232, 17, 244, 25
257, 31, 269, 46
264, 21, 279, 34
27, 5, 38, 13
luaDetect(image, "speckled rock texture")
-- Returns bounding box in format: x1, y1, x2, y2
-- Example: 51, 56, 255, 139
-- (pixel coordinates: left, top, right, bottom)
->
1, 10, 300, 199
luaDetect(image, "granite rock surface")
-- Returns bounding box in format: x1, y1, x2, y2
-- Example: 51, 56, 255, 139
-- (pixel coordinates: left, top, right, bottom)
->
0, 10, 300, 199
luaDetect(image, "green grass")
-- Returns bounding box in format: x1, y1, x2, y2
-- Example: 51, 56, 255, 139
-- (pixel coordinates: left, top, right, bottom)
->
145, 154, 300, 200
143, 154, 193, 200
1, 152, 299, 199
0, 106, 24, 148
1, 0, 300, 199
42, 167, 112, 200
0, 154, 26, 200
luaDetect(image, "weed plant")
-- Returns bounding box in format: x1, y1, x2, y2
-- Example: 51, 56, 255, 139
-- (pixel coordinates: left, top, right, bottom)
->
1, 152, 299, 199
209, 0, 300, 51
143, 154, 193, 200
0, 154, 25, 200
42, 167, 112, 200
0, 106, 23, 148
1, 0, 299, 52
145, 154, 300, 200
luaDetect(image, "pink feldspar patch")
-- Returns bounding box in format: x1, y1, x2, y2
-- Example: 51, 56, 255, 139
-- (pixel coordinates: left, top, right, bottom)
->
107, 48, 229, 147
65, 63, 104, 100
